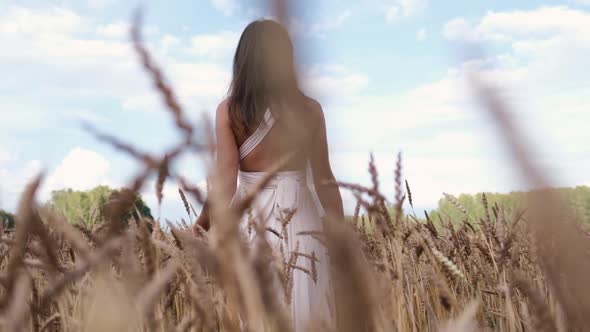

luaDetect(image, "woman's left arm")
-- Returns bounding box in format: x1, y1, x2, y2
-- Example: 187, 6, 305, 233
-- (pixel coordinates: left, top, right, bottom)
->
195, 100, 239, 231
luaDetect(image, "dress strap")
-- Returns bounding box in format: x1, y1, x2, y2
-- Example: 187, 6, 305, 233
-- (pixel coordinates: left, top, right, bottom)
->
239, 109, 276, 160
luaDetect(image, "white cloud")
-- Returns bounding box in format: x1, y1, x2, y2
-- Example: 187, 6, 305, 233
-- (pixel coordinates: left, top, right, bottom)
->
160, 34, 181, 52
416, 28, 427, 41
96, 21, 129, 39
442, 6, 590, 96
330, 152, 520, 214
141, 179, 184, 220
140, 177, 210, 222
210, 0, 239, 16
0, 7, 129, 66
0, 106, 51, 130
477, 6, 590, 38
0, 147, 16, 163
289, 10, 352, 38
0, 5, 231, 118
386, 0, 428, 21
442, 18, 478, 41
43, 148, 113, 197
190, 30, 239, 58
169, 62, 230, 95
309, 10, 352, 37
443, 6, 590, 42
87, 0, 116, 9
0, 160, 42, 211
139, 153, 210, 221
386, 6, 400, 21
122, 94, 161, 112
351, 69, 468, 121
301, 65, 369, 104
96, 22, 158, 40
398, 0, 428, 16
121, 60, 231, 112
0, 6, 85, 35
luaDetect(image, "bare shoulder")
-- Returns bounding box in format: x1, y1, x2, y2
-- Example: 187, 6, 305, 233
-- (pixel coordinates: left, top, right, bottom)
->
216, 98, 231, 124
303, 96, 325, 122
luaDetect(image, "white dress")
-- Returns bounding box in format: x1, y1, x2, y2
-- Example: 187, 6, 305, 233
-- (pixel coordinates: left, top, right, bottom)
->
232, 109, 333, 331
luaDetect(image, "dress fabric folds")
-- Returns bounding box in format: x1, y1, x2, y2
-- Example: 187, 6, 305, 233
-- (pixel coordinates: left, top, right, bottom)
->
233, 108, 333, 331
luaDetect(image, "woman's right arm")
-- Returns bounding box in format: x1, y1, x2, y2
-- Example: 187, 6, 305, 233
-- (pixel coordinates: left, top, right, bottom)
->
309, 102, 344, 221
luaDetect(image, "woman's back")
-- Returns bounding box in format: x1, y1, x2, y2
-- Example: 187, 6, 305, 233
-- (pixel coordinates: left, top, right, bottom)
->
231, 97, 323, 173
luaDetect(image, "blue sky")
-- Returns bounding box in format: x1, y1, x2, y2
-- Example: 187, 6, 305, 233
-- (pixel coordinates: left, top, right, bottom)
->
1, 0, 589, 220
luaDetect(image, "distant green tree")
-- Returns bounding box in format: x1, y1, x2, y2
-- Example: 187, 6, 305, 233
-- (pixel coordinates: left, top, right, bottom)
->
428, 186, 590, 225
48, 185, 153, 228
0, 209, 15, 229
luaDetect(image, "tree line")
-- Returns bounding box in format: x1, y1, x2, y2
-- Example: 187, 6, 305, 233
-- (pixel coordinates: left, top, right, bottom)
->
1, 185, 152, 230
3, 185, 590, 229
428, 186, 590, 225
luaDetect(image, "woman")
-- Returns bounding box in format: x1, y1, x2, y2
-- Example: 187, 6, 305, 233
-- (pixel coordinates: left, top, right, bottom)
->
195, 19, 344, 330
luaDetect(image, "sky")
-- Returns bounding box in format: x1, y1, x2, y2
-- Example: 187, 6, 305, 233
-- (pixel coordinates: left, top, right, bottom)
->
1, 0, 589, 221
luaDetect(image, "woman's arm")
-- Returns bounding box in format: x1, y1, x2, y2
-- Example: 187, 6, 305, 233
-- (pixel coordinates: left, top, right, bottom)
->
195, 100, 239, 231
309, 102, 344, 221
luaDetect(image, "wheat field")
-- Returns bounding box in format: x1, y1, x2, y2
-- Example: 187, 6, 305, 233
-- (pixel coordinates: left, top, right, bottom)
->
0, 153, 581, 331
